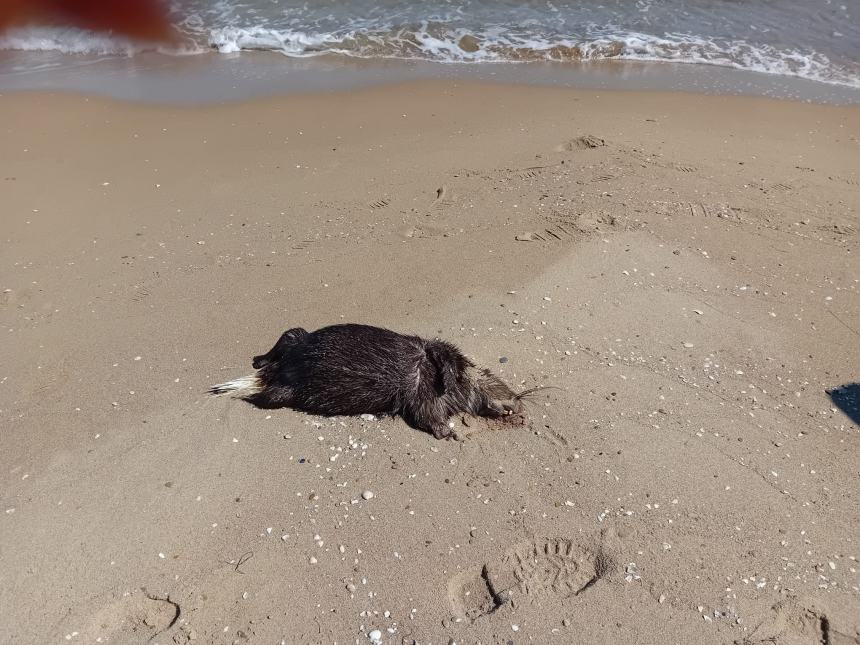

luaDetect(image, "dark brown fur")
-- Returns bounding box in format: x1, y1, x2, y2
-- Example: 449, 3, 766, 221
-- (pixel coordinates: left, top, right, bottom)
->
209, 324, 526, 439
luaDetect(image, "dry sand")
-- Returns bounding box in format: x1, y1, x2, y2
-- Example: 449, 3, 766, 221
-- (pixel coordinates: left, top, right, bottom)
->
1, 82, 858, 644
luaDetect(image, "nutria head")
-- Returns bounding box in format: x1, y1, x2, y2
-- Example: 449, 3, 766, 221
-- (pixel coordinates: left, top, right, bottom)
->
467, 366, 525, 416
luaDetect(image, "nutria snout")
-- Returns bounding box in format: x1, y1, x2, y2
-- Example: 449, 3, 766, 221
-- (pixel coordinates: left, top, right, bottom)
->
209, 324, 534, 439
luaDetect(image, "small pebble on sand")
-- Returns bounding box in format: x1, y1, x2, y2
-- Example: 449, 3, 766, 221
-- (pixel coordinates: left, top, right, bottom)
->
368, 629, 382, 642
625, 563, 641, 581
362, 490, 374, 500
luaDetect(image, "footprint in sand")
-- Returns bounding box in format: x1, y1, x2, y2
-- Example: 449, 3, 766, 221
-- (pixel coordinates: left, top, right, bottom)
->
518, 168, 542, 180
741, 597, 860, 645
399, 223, 450, 240
290, 238, 318, 251
369, 197, 390, 209
591, 172, 617, 182
558, 135, 606, 151
448, 534, 617, 622
24, 359, 69, 399
672, 164, 697, 173
515, 225, 575, 244
65, 590, 183, 644
828, 175, 859, 187
769, 181, 795, 192
430, 184, 458, 213
130, 286, 150, 303
515, 212, 623, 245
657, 201, 743, 222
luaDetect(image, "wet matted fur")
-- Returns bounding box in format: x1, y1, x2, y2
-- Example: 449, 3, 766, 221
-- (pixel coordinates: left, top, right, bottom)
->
209, 323, 531, 439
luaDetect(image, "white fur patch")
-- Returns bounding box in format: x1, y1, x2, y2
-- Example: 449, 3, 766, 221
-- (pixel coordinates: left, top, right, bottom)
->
208, 373, 262, 397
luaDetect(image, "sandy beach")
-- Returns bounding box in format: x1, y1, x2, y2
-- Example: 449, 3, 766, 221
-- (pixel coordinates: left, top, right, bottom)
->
1, 81, 858, 644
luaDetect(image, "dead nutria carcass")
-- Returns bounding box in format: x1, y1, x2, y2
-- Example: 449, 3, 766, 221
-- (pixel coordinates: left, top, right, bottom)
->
209, 324, 539, 439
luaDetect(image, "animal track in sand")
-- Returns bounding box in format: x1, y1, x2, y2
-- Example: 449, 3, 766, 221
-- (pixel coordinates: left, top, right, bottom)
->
448, 536, 616, 622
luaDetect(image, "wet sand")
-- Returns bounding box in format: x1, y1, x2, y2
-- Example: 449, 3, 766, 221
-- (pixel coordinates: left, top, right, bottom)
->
3, 54, 860, 106
1, 82, 858, 644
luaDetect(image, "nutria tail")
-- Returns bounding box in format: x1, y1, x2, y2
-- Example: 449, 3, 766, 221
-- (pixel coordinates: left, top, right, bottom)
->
208, 373, 264, 397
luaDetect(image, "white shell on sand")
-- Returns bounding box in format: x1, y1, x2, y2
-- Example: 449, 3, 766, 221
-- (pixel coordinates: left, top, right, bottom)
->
362, 490, 374, 500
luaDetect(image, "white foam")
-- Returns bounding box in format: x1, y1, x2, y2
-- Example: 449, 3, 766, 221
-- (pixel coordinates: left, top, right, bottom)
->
1, 22, 856, 90
0, 26, 205, 56
203, 25, 859, 88
209, 26, 333, 55
584, 32, 853, 88
0, 27, 140, 56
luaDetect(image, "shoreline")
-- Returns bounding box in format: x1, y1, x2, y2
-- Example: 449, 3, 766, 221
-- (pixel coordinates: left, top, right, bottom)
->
1, 81, 858, 643
2, 50, 860, 105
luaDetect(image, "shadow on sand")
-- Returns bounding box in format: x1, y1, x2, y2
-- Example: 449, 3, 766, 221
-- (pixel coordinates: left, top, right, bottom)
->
827, 383, 860, 425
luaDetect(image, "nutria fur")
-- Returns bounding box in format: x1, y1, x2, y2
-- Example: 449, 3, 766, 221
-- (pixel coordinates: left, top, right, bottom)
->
209, 324, 529, 439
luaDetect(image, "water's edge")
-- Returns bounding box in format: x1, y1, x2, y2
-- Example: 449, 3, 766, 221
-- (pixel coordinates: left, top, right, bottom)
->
1, 51, 859, 106
3, 0, 858, 90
